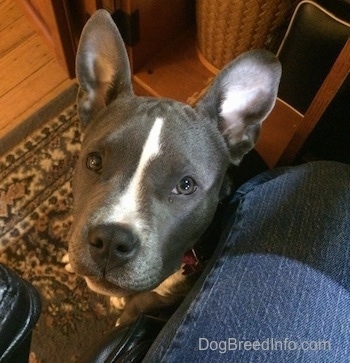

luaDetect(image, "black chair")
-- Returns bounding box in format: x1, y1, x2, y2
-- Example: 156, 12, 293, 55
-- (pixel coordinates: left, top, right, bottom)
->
256, 0, 350, 167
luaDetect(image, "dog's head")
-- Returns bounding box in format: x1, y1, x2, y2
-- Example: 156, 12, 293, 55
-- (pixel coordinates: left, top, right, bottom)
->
69, 10, 281, 296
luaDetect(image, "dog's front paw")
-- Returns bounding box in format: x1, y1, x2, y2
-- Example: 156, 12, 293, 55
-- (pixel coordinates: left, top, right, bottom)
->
111, 297, 129, 327
62, 253, 74, 273
110, 296, 127, 311
115, 316, 122, 327
116, 311, 134, 327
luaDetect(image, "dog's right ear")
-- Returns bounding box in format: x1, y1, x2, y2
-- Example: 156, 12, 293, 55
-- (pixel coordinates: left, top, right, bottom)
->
76, 10, 133, 125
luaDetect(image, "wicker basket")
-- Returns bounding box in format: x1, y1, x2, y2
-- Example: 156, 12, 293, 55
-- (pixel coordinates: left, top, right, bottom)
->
196, 0, 292, 71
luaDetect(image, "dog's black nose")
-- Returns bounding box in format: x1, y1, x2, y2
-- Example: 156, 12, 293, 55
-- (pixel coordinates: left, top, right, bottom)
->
88, 223, 140, 267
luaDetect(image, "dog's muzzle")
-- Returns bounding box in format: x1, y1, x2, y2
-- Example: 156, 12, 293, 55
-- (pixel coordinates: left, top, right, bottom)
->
88, 223, 140, 269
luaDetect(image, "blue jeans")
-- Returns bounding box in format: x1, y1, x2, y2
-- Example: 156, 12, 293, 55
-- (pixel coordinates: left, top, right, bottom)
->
145, 161, 350, 362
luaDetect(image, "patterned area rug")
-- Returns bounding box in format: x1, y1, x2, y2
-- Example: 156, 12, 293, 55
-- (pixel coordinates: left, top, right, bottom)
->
0, 86, 119, 363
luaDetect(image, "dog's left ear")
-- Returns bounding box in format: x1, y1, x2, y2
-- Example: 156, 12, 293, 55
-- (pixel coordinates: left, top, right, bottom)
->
76, 10, 133, 125
196, 50, 281, 165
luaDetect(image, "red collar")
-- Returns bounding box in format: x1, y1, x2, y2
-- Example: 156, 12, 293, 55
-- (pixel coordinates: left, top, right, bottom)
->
182, 249, 204, 276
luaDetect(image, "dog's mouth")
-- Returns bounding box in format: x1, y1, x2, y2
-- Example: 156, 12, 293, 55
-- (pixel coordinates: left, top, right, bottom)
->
84, 276, 133, 297
80, 257, 179, 296
79, 249, 201, 297
72, 245, 206, 297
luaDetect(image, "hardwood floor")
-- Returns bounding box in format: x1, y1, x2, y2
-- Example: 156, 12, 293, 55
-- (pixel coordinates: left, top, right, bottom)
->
0, 0, 73, 141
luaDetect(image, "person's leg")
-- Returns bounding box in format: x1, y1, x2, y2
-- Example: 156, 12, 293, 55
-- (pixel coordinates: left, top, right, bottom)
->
144, 161, 350, 362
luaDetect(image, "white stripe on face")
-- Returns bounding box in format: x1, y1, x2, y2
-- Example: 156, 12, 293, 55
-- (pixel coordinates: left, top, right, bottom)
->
108, 117, 164, 226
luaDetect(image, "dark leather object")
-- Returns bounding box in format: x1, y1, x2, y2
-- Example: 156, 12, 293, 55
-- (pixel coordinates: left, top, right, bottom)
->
0, 264, 41, 363
78, 314, 166, 363
316, 0, 350, 21
278, 0, 350, 113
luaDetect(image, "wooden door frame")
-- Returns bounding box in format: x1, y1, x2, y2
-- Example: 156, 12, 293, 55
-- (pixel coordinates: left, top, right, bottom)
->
16, 0, 77, 77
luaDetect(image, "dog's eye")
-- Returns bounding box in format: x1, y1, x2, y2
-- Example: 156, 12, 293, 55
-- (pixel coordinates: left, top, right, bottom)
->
173, 176, 197, 195
86, 152, 103, 173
